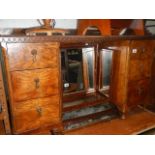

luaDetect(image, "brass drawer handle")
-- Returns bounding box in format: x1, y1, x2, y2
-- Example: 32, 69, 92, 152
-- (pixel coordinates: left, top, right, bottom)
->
34, 78, 40, 89
31, 49, 37, 62
36, 106, 42, 116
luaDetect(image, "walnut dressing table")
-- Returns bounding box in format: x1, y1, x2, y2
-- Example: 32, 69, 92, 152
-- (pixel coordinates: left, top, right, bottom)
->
0, 35, 155, 134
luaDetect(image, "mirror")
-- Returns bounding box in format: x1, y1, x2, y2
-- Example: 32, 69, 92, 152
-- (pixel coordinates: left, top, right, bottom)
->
61, 47, 95, 95
82, 47, 95, 92
99, 49, 113, 96
61, 48, 84, 94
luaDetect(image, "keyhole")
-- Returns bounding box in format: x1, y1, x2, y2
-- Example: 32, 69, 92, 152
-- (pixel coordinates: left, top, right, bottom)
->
31, 49, 37, 62
34, 78, 40, 89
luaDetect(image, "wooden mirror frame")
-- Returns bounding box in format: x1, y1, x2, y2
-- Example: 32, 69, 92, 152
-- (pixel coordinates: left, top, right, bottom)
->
61, 45, 96, 102
98, 48, 114, 97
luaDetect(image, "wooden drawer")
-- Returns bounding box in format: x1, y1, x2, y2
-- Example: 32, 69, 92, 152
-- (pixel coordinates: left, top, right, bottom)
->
6, 42, 59, 71
13, 96, 60, 134
128, 59, 152, 81
11, 68, 59, 102
127, 79, 150, 108
130, 40, 153, 60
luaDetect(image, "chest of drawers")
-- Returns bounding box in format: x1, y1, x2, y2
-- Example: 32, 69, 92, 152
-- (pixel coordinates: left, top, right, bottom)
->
109, 40, 154, 117
1, 42, 62, 134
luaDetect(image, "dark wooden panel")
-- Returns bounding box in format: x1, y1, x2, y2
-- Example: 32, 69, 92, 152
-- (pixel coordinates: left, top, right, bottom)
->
7, 43, 59, 71
128, 59, 152, 81
110, 45, 129, 113
130, 40, 153, 60
10, 68, 59, 102
127, 79, 150, 108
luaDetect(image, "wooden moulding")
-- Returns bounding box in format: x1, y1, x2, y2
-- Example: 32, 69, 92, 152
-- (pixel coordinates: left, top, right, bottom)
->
0, 35, 155, 44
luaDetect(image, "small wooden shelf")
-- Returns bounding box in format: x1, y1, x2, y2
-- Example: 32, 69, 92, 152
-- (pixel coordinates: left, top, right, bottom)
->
63, 94, 109, 112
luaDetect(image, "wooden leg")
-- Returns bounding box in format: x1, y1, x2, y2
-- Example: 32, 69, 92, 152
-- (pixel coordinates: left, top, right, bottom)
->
3, 118, 11, 134
121, 112, 126, 120
51, 124, 64, 135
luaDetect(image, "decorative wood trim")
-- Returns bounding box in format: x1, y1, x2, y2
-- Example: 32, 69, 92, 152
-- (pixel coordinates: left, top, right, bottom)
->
0, 35, 155, 44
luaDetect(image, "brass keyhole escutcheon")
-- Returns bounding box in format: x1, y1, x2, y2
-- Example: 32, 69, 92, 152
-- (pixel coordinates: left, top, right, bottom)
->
34, 78, 40, 89
36, 106, 42, 116
31, 49, 37, 62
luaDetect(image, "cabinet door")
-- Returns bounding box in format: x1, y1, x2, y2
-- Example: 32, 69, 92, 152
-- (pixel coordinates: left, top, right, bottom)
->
127, 80, 150, 108
128, 59, 152, 81
129, 40, 153, 81
130, 40, 153, 60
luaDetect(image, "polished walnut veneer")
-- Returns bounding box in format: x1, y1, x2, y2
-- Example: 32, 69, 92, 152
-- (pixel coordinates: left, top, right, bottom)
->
106, 40, 155, 117
1, 42, 62, 134
0, 58, 11, 134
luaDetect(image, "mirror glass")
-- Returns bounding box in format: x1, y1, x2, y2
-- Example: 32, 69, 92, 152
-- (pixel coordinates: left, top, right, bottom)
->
61, 48, 84, 94
82, 47, 95, 90
100, 49, 113, 95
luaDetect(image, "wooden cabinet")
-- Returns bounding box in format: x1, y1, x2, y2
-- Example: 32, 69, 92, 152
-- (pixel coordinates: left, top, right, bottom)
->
1, 42, 62, 134
151, 45, 155, 105
0, 58, 11, 134
0, 36, 155, 134
109, 40, 154, 116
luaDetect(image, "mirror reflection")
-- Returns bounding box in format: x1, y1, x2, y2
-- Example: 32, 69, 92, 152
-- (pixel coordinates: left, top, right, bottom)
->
61, 47, 95, 95
61, 48, 84, 94
100, 49, 113, 96
82, 47, 95, 91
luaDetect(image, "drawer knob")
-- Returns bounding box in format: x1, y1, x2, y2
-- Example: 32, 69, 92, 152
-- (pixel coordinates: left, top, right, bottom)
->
132, 49, 138, 54
34, 78, 40, 89
31, 49, 37, 62
36, 106, 42, 116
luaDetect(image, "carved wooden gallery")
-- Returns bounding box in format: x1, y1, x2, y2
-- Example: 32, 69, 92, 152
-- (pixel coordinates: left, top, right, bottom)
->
1, 19, 155, 135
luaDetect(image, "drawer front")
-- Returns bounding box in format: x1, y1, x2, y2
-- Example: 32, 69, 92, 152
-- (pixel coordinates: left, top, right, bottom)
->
128, 59, 152, 81
13, 107, 41, 134
7, 43, 59, 71
127, 80, 150, 108
130, 40, 153, 60
13, 96, 60, 133
11, 68, 59, 102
